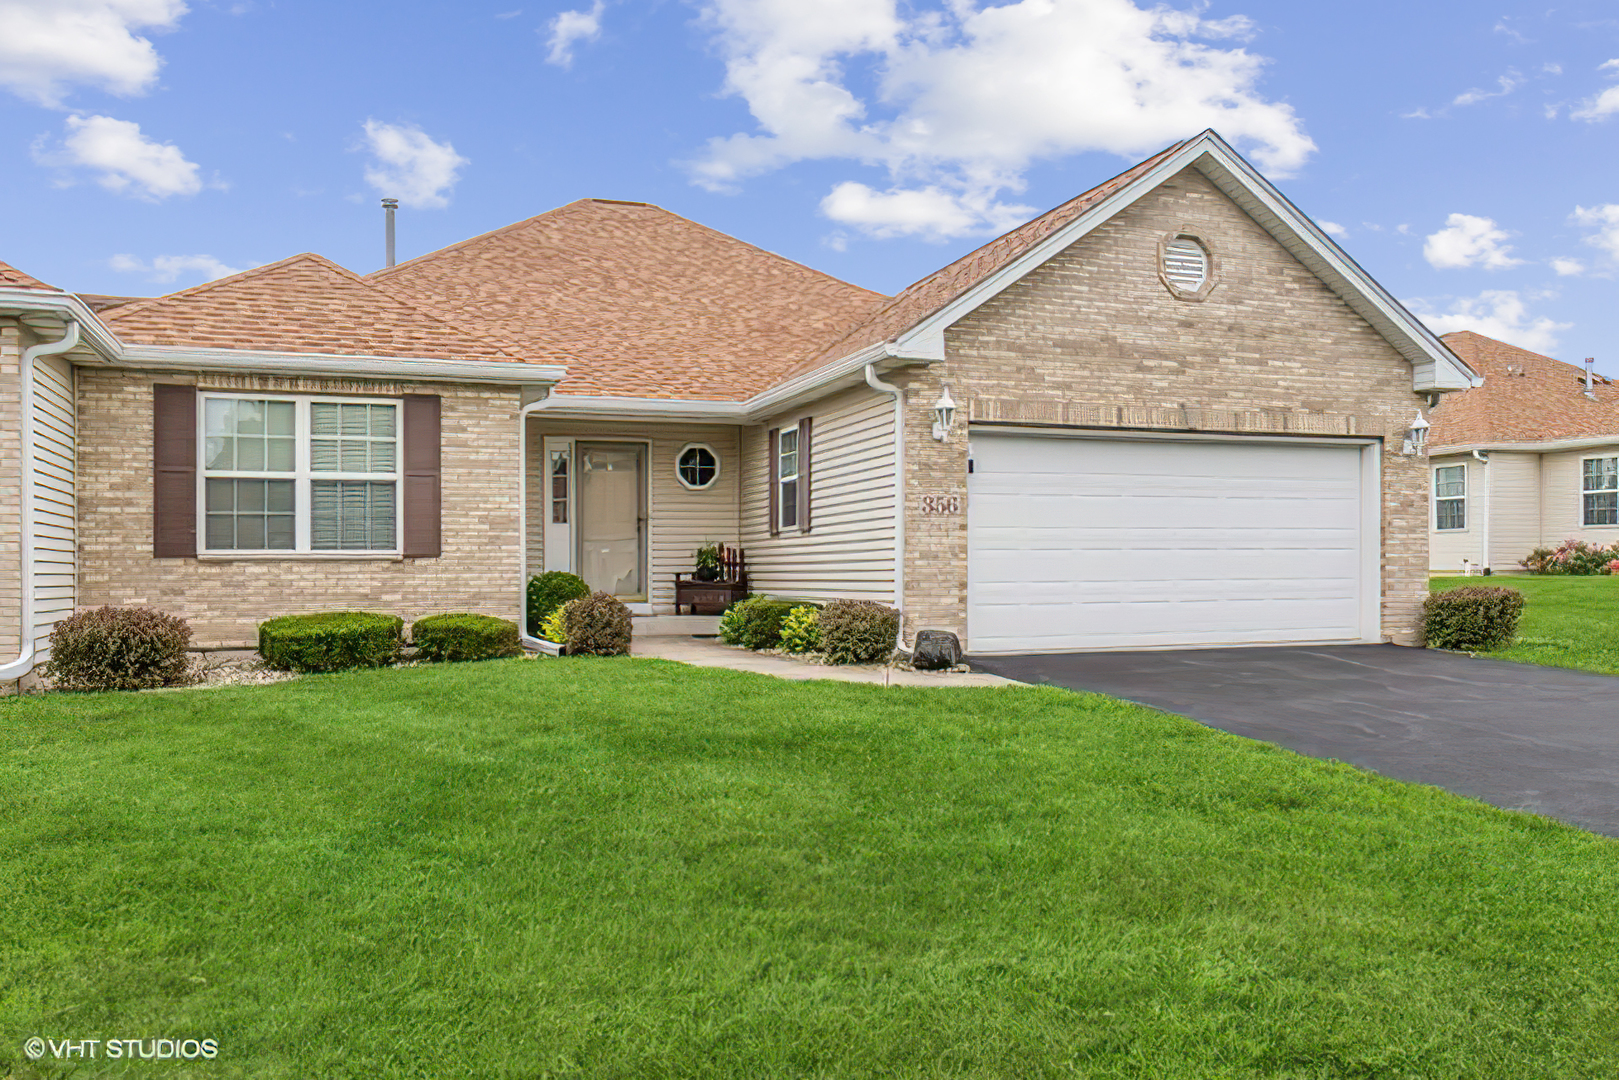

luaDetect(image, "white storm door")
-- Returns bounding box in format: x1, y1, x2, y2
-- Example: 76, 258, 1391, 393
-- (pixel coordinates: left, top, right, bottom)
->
576, 442, 647, 600
966, 432, 1373, 654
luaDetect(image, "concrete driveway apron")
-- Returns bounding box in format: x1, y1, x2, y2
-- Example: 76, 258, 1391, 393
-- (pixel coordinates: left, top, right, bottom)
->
971, 644, 1619, 837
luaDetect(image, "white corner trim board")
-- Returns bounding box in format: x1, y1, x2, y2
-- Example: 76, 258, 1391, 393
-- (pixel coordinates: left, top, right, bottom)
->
0, 320, 82, 680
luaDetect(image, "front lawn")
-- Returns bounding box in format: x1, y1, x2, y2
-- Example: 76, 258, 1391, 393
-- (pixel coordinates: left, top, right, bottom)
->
1431, 573, 1619, 674
4, 659, 1618, 1078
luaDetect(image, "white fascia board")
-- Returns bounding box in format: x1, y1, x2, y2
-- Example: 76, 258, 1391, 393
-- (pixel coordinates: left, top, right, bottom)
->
119, 344, 566, 386
744, 341, 930, 419
884, 131, 1480, 393
527, 394, 748, 422
0, 290, 123, 359
1433, 436, 1619, 455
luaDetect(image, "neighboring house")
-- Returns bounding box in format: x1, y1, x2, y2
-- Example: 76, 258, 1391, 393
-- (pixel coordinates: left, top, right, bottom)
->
1428, 331, 1619, 574
0, 129, 1476, 677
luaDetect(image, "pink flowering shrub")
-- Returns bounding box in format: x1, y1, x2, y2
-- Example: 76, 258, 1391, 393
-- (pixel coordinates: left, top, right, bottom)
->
1520, 539, 1619, 575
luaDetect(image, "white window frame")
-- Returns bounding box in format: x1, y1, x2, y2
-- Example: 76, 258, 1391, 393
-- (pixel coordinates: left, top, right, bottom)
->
1583, 456, 1619, 527
1434, 464, 1467, 531
197, 391, 404, 557
776, 427, 799, 531
675, 442, 720, 491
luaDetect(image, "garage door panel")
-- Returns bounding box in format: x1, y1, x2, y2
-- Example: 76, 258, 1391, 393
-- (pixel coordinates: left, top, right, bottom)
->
966, 433, 1371, 653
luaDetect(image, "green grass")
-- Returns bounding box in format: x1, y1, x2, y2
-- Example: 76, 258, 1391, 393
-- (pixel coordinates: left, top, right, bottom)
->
4, 659, 1619, 1078
1432, 573, 1619, 674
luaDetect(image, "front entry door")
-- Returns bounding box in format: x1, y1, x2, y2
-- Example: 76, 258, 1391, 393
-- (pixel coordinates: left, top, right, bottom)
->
576, 442, 647, 600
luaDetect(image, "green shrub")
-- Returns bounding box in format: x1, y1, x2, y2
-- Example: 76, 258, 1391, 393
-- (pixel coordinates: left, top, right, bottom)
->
539, 607, 568, 645
1520, 539, 1619, 575
412, 613, 520, 662
44, 606, 194, 691
1424, 587, 1525, 651
527, 571, 590, 632
717, 596, 799, 650
563, 592, 632, 656
779, 605, 822, 653
258, 612, 403, 673
820, 599, 900, 665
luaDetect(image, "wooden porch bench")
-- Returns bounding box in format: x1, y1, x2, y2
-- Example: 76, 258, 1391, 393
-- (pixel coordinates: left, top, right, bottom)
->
673, 544, 748, 615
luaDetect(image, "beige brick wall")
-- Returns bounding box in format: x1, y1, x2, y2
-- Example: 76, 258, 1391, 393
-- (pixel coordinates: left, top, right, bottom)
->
77, 368, 524, 647
897, 166, 1432, 645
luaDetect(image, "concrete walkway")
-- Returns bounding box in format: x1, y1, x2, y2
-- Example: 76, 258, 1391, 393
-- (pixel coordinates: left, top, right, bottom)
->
631, 635, 1017, 688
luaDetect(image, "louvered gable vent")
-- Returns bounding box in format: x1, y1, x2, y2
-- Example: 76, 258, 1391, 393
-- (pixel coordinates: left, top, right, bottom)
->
1163, 237, 1208, 291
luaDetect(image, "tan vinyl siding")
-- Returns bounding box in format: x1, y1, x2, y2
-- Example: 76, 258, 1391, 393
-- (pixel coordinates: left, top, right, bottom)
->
1428, 454, 1482, 573
1486, 451, 1541, 571
32, 351, 74, 656
524, 419, 741, 610
741, 385, 896, 604
1541, 444, 1619, 546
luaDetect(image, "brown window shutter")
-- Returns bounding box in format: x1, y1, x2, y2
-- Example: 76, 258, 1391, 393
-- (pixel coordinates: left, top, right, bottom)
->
402, 395, 442, 558
797, 416, 812, 534
152, 384, 196, 558
767, 427, 780, 537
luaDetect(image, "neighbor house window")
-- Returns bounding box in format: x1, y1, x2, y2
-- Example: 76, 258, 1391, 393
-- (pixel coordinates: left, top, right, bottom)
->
1434, 464, 1466, 531
1584, 457, 1618, 525
201, 394, 399, 553
776, 428, 799, 530
676, 443, 719, 490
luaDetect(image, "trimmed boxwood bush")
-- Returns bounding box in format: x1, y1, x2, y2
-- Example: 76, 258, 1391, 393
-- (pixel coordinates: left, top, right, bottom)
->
44, 606, 193, 691
412, 613, 521, 662
563, 592, 632, 656
527, 572, 590, 633
717, 596, 801, 650
820, 599, 901, 665
1423, 586, 1525, 651
258, 611, 403, 673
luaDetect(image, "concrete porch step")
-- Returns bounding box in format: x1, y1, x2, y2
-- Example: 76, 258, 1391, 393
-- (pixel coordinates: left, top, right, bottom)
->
632, 614, 721, 637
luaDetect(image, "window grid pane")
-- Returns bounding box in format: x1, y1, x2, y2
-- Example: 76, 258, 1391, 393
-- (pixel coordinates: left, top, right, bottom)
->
311, 402, 397, 476
204, 478, 296, 550
312, 480, 397, 550
1586, 492, 1619, 526
1436, 499, 1466, 530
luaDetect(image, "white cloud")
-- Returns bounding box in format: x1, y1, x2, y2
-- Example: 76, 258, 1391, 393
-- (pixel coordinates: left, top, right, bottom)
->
687, 0, 1315, 242
35, 113, 202, 199
1552, 257, 1586, 276
109, 252, 240, 283
0, 0, 187, 108
359, 119, 468, 209
1572, 203, 1619, 263
1571, 59, 1619, 120
1453, 71, 1523, 107
1422, 213, 1524, 270
1318, 220, 1347, 238
1408, 290, 1570, 355
545, 0, 604, 68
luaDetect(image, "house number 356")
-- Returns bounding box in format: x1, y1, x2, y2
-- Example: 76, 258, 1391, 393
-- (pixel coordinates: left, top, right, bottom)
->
921, 494, 961, 515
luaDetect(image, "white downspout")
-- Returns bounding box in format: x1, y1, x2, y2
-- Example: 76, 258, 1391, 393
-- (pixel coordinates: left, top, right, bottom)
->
517, 394, 552, 650
864, 363, 910, 655
0, 319, 81, 680
1472, 449, 1490, 573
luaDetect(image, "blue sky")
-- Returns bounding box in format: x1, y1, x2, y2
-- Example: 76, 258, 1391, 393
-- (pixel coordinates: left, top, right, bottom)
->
2, 0, 1617, 365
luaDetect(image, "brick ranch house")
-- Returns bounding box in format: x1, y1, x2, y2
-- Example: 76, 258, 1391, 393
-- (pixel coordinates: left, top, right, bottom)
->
0, 130, 1477, 677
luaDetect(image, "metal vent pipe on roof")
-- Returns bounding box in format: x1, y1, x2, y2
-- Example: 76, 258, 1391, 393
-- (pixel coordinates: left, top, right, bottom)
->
382, 198, 398, 268
1586, 357, 1596, 399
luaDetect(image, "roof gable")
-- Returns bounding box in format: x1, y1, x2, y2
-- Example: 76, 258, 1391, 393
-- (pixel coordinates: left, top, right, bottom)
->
787, 130, 1477, 395
104, 253, 541, 364
1430, 331, 1619, 447
369, 198, 889, 401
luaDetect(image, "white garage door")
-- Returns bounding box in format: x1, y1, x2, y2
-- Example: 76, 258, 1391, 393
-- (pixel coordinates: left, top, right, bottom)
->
966, 432, 1374, 654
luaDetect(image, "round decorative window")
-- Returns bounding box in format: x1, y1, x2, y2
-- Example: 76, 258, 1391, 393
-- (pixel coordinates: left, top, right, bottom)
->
676, 443, 720, 490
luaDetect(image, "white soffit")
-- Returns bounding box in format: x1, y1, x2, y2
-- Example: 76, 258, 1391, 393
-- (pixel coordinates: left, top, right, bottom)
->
888, 131, 1478, 393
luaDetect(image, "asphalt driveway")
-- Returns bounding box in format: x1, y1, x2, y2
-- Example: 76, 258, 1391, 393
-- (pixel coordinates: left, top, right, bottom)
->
971, 644, 1619, 837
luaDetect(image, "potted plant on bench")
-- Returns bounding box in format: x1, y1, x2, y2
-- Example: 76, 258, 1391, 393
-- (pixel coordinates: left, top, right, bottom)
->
675, 543, 748, 614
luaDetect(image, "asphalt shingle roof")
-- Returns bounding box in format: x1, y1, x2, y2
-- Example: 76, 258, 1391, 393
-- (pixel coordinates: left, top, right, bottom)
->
104, 253, 544, 364
0, 260, 57, 292
1429, 331, 1619, 447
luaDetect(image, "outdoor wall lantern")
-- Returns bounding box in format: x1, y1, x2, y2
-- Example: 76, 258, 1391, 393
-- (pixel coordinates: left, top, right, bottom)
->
931, 387, 957, 442
1403, 411, 1430, 455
